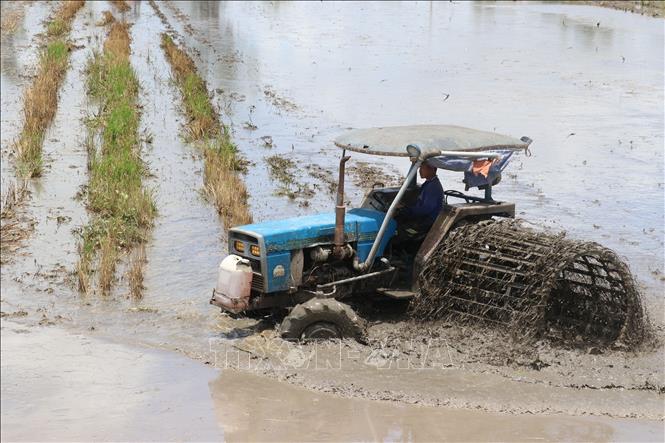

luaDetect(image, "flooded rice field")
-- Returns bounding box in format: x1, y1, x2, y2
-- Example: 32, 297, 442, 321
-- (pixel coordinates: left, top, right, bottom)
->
1, 1, 663, 440
4, 322, 661, 442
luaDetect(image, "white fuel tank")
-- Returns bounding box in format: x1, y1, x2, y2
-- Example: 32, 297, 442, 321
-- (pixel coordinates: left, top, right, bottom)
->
216, 255, 252, 300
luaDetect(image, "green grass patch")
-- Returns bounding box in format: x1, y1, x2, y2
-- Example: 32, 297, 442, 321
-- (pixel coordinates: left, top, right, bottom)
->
78, 26, 155, 295
182, 73, 215, 126
44, 40, 68, 65
87, 52, 138, 103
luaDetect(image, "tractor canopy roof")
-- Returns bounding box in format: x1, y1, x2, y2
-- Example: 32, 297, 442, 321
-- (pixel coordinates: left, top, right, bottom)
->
333, 125, 531, 159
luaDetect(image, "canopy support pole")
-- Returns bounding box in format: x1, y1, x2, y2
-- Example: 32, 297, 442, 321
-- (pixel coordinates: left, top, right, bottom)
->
355, 160, 422, 273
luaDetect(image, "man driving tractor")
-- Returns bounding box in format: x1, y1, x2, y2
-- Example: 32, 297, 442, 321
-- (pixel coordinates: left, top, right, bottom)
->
397, 162, 443, 240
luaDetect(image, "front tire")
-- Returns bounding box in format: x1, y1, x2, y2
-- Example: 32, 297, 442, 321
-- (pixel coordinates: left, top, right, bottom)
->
280, 298, 364, 341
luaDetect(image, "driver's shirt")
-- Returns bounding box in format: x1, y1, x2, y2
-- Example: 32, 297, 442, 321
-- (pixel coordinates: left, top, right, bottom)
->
404, 176, 443, 224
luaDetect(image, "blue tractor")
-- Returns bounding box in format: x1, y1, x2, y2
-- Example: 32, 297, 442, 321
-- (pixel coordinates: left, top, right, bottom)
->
211, 125, 532, 340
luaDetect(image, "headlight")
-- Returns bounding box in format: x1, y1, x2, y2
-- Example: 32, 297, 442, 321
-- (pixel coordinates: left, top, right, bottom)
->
250, 245, 260, 257
234, 240, 245, 253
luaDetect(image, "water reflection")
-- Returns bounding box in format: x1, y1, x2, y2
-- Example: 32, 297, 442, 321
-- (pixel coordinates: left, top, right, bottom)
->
208, 370, 659, 442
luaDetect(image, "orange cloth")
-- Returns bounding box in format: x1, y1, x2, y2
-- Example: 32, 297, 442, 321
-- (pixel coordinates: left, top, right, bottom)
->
471, 159, 495, 178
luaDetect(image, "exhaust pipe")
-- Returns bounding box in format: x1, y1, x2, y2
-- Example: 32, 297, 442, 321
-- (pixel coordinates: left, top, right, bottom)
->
333, 151, 351, 258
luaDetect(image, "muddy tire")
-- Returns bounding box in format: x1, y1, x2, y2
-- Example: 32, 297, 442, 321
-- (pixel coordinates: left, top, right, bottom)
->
280, 298, 365, 341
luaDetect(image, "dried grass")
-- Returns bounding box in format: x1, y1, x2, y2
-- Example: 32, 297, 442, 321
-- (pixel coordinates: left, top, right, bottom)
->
1, 180, 28, 219
96, 11, 115, 27
111, 0, 131, 13
204, 148, 252, 227
15, 0, 84, 178
0, 181, 32, 265
98, 235, 117, 296
0, 2, 25, 36
160, 32, 252, 228
47, 0, 85, 37
103, 20, 131, 60
76, 245, 91, 295
127, 245, 146, 299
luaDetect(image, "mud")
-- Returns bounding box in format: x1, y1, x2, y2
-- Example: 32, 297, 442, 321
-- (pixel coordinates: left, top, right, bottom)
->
349, 161, 402, 190
572, 1, 665, 17
1, 0, 664, 438
4, 320, 661, 442
265, 153, 315, 204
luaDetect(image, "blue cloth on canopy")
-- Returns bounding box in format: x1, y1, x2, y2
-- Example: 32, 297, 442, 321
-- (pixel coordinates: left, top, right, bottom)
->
426, 150, 514, 190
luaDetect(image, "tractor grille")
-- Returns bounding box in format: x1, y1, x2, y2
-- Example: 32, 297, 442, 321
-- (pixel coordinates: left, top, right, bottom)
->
251, 272, 265, 291
248, 258, 261, 273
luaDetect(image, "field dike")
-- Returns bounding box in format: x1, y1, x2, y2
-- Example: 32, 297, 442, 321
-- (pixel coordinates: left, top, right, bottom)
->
14, 0, 84, 178
77, 18, 155, 297
159, 32, 252, 229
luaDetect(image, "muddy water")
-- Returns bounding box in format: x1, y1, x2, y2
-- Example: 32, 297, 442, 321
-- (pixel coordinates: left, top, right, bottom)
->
1, 1, 664, 439
2, 320, 662, 442
1, 320, 223, 442
211, 370, 663, 443
0, 1, 109, 315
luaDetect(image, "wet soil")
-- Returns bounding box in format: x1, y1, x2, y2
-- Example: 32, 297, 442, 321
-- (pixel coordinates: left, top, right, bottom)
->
2, 319, 663, 442
572, 1, 665, 17
1, 0, 664, 438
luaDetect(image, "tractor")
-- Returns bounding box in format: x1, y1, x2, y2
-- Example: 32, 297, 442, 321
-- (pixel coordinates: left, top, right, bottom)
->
211, 125, 532, 340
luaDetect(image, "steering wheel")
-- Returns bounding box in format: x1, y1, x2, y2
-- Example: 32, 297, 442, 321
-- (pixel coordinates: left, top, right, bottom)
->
444, 190, 471, 204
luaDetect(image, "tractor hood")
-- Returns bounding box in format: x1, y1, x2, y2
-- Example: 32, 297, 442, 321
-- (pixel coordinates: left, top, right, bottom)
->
231, 208, 396, 255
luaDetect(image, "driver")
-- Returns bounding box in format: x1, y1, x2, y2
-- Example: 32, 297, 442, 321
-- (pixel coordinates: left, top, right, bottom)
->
402, 162, 443, 228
